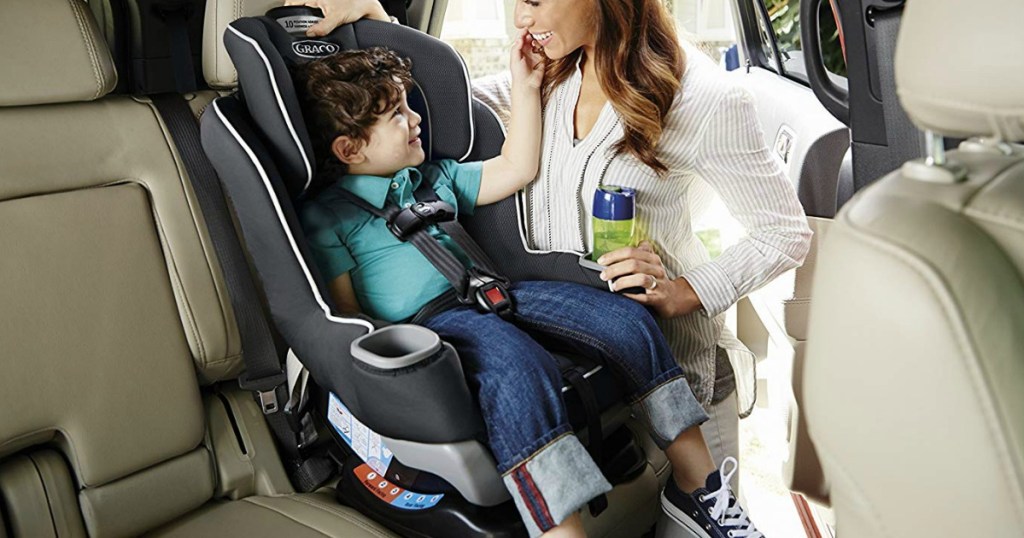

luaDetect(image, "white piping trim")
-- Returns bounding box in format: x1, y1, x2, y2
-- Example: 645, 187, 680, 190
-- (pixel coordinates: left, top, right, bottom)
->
227, 24, 314, 194
212, 100, 376, 333
560, 365, 604, 393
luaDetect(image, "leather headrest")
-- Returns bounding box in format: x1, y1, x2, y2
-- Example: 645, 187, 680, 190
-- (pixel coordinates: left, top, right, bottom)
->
0, 0, 117, 107
204, 0, 282, 89
224, 17, 475, 198
896, 0, 1024, 141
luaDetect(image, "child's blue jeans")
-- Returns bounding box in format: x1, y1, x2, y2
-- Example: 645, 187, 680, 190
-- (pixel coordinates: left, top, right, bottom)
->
422, 280, 708, 536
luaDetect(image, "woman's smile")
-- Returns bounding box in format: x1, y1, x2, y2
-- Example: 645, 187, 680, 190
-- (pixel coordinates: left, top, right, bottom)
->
530, 30, 554, 46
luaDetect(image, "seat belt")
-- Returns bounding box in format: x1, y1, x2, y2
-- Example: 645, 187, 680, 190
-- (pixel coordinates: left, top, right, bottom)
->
336, 181, 515, 319
151, 94, 333, 492
153, 1, 199, 93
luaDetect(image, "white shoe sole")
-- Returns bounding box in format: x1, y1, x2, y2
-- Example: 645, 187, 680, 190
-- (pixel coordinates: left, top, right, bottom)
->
657, 492, 714, 538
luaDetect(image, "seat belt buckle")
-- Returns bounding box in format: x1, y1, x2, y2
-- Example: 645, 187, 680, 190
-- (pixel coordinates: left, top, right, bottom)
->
468, 272, 514, 318
238, 370, 288, 415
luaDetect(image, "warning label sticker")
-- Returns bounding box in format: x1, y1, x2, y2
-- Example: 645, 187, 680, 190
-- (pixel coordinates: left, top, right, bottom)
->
353, 464, 444, 511
327, 393, 393, 475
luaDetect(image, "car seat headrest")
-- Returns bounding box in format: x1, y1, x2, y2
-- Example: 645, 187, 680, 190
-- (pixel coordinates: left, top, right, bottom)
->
896, 0, 1024, 142
224, 16, 475, 198
0, 0, 117, 107
203, 0, 281, 90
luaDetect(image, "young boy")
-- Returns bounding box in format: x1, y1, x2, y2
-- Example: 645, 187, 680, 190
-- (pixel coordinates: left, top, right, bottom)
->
295, 36, 762, 538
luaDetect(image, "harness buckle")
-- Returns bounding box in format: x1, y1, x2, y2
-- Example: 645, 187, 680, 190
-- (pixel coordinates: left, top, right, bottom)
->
466, 270, 514, 319
387, 200, 456, 239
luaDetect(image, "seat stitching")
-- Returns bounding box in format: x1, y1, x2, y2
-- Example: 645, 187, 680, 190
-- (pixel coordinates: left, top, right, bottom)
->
141, 178, 208, 362
203, 352, 243, 366
67, 0, 103, 99
964, 207, 1024, 233
239, 498, 332, 537
279, 496, 395, 538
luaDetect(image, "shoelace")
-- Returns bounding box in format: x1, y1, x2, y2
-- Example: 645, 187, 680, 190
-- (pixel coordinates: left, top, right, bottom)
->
699, 457, 764, 538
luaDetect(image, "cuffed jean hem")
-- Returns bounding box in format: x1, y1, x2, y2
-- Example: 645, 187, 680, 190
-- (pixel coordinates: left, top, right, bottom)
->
502, 433, 612, 537
633, 375, 710, 449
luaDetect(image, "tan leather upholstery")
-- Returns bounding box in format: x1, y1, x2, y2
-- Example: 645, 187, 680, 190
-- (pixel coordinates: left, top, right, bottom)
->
204, 0, 283, 89
896, 0, 1024, 141
806, 2, 1024, 533
0, 0, 117, 106
151, 493, 396, 537
0, 98, 244, 385
0, 1, 396, 536
0, 451, 87, 537
805, 153, 1024, 535
782, 217, 830, 506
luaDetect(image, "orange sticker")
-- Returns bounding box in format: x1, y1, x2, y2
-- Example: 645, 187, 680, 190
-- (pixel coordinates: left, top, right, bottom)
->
354, 463, 403, 503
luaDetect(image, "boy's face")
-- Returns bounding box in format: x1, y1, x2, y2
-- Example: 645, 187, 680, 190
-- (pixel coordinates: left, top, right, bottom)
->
334, 90, 425, 177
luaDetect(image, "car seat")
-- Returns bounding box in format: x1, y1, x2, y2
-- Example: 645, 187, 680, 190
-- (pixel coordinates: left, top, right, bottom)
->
804, 0, 1024, 535
200, 9, 665, 538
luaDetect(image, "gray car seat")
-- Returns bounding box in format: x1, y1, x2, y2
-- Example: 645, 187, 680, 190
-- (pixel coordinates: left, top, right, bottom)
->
200, 10, 662, 538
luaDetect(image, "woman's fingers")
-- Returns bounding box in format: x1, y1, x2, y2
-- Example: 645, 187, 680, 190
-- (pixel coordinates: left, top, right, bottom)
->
599, 258, 665, 283
296, 0, 381, 36
307, 17, 336, 37
609, 273, 654, 293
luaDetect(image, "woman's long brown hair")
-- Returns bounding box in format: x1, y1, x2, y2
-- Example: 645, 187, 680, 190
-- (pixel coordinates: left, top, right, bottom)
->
543, 0, 685, 176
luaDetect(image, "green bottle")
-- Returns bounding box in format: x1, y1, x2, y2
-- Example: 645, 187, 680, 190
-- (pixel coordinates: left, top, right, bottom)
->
591, 186, 636, 260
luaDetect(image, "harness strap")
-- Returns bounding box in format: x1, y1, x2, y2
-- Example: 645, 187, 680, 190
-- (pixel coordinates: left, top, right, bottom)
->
336, 177, 515, 319
562, 365, 608, 516
412, 181, 504, 279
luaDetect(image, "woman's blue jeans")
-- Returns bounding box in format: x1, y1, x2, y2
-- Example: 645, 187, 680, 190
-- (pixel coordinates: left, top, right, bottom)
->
423, 281, 708, 536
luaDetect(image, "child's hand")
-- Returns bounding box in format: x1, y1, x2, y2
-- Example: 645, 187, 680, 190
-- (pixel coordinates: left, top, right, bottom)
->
510, 28, 545, 90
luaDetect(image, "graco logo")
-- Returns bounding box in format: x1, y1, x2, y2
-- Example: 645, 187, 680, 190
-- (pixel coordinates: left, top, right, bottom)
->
292, 40, 340, 58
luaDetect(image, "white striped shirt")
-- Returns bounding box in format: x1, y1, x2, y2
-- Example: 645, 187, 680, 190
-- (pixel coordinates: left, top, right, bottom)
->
472, 44, 812, 412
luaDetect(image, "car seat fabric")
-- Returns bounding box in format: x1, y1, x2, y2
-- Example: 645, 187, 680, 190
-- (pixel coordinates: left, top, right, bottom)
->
223, 17, 475, 198
203, 96, 486, 444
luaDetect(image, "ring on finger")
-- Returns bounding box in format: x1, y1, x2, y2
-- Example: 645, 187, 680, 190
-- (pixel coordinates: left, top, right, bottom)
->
645, 274, 658, 291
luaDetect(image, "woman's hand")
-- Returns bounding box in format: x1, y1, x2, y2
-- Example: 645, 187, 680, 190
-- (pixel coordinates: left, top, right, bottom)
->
284, 0, 389, 37
597, 242, 704, 318
510, 28, 545, 90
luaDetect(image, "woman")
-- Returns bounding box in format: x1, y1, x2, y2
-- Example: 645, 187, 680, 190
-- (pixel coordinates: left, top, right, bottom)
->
291, 0, 810, 535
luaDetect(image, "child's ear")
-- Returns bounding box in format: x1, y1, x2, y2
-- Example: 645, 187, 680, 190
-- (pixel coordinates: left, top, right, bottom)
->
330, 136, 366, 165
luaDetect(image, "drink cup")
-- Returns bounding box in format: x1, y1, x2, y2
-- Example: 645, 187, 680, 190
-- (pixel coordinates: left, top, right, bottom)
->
591, 186, 636, 260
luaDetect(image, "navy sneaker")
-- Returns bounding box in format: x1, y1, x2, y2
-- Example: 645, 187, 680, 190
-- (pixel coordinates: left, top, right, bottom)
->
660, 457, 764, 538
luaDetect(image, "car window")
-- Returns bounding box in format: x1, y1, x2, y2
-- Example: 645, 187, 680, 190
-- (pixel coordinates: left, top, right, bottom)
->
441, 0, 741, 80
754, 0, 846, 82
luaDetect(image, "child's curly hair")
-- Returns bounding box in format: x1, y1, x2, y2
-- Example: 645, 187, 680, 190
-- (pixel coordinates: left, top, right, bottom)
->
294, 47, 414, 172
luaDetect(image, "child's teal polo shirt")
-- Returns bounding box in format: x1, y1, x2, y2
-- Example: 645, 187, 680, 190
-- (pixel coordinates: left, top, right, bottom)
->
299, 159, 483, 322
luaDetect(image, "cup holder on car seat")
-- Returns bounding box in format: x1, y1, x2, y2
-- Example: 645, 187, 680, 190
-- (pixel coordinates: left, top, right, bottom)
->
350, 325, 482, 443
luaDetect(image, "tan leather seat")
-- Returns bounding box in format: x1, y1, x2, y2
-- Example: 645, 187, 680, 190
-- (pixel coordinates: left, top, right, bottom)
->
0, 1, 394, 536
782, 216, 831, 507
803, 0, 1024, 536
